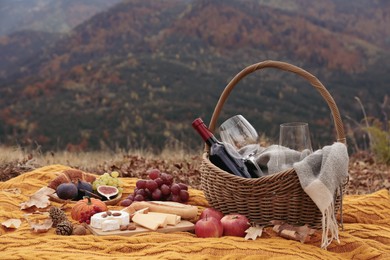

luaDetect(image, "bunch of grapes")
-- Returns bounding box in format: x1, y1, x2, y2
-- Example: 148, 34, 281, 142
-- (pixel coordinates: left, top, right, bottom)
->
92, 171, 124, 193
120, 169, 189, 206
78, 205, 103, 224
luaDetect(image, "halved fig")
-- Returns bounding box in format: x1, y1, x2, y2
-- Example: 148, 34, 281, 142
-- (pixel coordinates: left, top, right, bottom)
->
97, 185, 119, 200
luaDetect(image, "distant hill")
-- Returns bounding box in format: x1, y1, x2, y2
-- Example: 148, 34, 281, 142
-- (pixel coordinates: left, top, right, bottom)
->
0, 0, 389, 153
0, 0, 121, 36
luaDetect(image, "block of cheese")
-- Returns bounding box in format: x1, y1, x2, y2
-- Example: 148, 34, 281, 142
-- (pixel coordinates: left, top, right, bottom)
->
90, 211, 130, 230
101, 219, 120, 231
145, 212, 181, 226
132, 213, 168, 231
131, 201, 198, 220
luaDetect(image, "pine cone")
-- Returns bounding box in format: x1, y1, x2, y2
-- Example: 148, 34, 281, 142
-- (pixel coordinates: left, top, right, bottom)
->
56, 221, 73, 236
49, 206, 67, 227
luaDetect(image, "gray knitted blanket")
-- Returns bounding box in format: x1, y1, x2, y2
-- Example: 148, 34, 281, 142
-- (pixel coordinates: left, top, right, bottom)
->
254, 142, 349, 248
294, 142, 349, 249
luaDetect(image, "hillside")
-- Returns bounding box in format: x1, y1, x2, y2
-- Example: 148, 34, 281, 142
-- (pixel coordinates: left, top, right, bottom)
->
0, 0, 121, 36
0, 0, 389, 153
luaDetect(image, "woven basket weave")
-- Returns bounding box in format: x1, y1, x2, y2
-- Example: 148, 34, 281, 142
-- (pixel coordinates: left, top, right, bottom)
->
200, 60, 348, 229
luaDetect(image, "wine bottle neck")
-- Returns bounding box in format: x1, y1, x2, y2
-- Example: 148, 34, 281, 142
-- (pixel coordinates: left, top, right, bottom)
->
192, 118, 217, 145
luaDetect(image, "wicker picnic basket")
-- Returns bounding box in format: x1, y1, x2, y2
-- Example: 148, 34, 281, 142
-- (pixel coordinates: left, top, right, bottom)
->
200, 60, 349, 229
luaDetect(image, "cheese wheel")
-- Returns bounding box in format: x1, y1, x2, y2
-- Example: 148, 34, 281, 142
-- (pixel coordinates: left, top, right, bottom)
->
131, 201, 198, 220
90, 211, 130, 230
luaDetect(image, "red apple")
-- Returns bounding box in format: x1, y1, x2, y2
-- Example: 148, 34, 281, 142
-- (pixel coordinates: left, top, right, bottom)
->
199, 207, 224, 221
220, 214, 250, 237
195, 216, 223, 238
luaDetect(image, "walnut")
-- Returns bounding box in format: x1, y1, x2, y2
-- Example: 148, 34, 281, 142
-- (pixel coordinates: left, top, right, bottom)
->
72, 225, 87, 235
48, 169, 96, 190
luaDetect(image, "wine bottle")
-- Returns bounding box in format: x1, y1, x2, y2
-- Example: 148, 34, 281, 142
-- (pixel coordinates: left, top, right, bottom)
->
192, 118, 251, 178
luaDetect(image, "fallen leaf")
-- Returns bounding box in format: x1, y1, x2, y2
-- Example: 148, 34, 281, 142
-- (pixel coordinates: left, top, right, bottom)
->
1, 219, 22, 229
20, 187, 55, 210
245, 224, 263, 240
271, 220, 317, 243
25, 216, 53, 233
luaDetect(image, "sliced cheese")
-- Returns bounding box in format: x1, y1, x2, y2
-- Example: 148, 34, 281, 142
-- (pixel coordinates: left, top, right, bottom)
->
145, 212, 181, 226
132, 213, 168, 230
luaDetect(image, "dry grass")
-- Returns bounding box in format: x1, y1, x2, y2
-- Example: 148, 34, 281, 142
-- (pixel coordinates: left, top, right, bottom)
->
0, 145, 203, 188
0, 145, 389, 194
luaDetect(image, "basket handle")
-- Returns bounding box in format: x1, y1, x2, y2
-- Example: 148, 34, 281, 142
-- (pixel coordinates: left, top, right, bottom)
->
207, 60, 346, 149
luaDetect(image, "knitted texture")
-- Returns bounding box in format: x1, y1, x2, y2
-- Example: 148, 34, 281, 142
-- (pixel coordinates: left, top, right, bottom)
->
1, 165, 390, 259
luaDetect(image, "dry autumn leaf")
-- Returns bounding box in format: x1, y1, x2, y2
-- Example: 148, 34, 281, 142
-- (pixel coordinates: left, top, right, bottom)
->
20, 186, 55, 210
271, 220, 316, 243
245, 224, 263, 240
25, 216, 53, 233
1, 218, 22, 229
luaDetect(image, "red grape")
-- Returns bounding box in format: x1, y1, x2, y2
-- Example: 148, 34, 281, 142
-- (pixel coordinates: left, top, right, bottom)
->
147, 169, 161, 180
120, 199, 132, 207
136, 188, 146, 197
144, 188, 152, 199
127, 194, 134, 201
178, 183, 188, 191
160, 184, 170, 196
170, 184, 180, 195
154, 177, 164, 187
136, 179, 147, 189
179, 190, 189, 202
145, 180, 158, 191
134, 194, 145, 201
171, 194, 182, 203
152, 188, 162, 200
161, 173, 174, 185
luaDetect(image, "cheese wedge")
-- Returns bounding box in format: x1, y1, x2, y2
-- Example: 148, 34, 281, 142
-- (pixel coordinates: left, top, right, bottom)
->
145, 212, 181, 226
132, 213, 168, 231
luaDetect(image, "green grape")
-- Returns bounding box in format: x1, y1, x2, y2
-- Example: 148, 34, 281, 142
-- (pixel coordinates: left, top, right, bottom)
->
111, 171, 119, 178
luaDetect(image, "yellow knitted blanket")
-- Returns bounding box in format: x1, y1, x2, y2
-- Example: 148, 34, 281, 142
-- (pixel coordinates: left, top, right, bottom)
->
1, 165, 389, 259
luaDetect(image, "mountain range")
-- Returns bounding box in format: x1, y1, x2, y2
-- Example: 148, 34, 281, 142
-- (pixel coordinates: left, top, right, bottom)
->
0, 0, 389, 153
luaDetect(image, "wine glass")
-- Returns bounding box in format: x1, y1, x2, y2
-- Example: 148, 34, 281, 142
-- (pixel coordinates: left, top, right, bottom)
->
219, 115, 259, 156
219, 115, 263, 177
276, 122, 313, 172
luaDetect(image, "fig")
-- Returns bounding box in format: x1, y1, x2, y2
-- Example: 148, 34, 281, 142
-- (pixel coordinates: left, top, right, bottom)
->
97, 185, 119, 200
76, 179, 93, 200
56, 182, 78, 200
